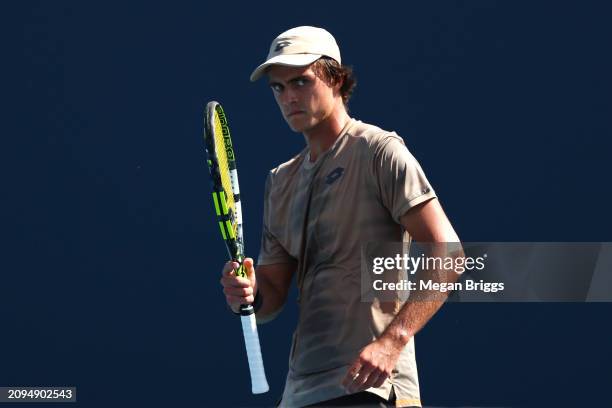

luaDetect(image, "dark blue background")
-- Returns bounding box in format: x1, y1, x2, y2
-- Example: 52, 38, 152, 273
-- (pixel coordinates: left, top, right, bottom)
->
4, 1, 611, 407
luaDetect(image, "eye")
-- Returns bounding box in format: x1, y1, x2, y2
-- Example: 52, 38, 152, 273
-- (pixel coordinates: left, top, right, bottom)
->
270, 83, 283, 93
296, 78, 308, 86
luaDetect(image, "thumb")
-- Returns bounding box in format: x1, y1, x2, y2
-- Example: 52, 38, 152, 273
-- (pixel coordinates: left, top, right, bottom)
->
243, 257, 255, 277
243, 258, 257, 292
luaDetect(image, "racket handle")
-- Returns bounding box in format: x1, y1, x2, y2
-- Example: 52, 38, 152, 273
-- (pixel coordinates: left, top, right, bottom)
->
240, 305, 269, 394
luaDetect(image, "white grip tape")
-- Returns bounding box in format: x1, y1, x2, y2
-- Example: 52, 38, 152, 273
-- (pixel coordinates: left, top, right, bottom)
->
240, 313, 269, 394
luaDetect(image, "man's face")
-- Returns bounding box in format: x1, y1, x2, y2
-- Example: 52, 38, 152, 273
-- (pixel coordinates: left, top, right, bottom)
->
267, 64, 339, 133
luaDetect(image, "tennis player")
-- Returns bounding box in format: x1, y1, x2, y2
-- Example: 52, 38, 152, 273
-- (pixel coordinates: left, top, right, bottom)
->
220, 26, 461, 407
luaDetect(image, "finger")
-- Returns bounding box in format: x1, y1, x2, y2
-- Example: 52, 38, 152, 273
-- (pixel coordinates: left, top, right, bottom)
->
222, 261, 240, 276
243, 257, 254, 275
223, 285, 253, 297
371, 371, 388, 389
226, 294, 255, 305
349, 363, 375, 393
341, 361, 362, 390
242, 258, 259, 294
220, 274, 251, 288
360, 369, 386, 391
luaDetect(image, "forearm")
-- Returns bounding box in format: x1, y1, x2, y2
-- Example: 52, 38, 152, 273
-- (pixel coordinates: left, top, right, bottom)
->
381, 299, 449, 348
254, 276, 287, 323
380, 244, 464, 348
251, 262, 295, 324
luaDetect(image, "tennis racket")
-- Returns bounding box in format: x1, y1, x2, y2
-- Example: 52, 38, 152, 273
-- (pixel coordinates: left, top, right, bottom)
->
202, 101, 269, 394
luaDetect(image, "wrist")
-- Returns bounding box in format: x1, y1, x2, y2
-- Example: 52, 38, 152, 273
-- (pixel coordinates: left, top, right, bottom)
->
252, 290, 263, 313
229, 304, 241, 315
381, 325, 412, 349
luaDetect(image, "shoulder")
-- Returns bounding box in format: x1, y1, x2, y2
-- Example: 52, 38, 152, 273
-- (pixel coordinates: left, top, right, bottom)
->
347, 119, 408, 157
264, 149, 306, 194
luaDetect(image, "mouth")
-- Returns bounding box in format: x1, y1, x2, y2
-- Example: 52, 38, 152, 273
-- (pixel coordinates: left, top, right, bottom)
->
287, 111, 304, 117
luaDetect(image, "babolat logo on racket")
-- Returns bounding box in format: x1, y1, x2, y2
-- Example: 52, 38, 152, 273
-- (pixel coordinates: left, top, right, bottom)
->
216, 106, 235, 161
325, 167, 344, 185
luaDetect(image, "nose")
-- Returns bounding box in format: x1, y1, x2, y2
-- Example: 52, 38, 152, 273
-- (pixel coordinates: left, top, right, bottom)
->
280, 86, 298, 107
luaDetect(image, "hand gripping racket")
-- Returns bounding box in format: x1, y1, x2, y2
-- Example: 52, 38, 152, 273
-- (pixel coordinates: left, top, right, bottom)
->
203, 101, 269, 394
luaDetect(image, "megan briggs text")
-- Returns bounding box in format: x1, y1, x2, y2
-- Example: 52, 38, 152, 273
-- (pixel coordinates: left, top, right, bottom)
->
373, 279, 505, 293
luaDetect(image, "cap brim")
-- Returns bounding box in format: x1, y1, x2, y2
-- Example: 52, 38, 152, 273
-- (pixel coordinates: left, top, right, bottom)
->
249, 53, 322, 82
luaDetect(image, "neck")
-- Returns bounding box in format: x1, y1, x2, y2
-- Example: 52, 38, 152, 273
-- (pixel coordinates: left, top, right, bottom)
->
303, 104, 351, 162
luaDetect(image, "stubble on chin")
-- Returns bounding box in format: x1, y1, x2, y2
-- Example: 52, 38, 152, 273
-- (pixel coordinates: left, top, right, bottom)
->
285, 116, 308, 133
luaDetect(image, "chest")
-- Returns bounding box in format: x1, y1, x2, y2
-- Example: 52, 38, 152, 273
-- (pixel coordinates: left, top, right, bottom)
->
270, 146, 389, 259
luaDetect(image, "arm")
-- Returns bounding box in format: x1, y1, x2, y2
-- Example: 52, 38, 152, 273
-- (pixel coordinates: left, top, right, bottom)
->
220, 258, 296, 324
252, 261, 296, 323
382, 197, 461, 343
343, 198, 463, 392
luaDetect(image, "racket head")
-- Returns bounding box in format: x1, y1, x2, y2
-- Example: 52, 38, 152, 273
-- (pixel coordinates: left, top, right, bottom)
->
203, 101, 246, 277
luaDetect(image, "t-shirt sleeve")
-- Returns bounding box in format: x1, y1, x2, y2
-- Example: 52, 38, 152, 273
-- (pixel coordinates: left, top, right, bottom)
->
372, 134, 437, 223
257, 171, 295, 266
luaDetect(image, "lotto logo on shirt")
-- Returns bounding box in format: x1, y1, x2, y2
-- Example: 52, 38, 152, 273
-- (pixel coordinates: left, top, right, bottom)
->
325, 167, 344, 185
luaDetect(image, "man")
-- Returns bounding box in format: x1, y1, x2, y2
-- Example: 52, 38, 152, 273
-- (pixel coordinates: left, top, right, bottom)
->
220, 26, 460, 407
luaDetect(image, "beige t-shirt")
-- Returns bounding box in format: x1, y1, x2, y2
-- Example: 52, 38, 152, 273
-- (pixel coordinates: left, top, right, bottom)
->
258, 119, 437, 408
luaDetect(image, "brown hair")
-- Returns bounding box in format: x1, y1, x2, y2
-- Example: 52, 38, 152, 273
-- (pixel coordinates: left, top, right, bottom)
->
311, 57, 357, 106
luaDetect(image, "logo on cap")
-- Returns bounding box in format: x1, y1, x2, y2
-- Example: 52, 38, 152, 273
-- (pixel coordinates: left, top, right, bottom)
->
274, 40, 292, 52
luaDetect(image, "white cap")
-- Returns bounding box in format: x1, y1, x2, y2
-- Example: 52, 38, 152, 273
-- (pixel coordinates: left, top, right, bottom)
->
249, 26, 341, 82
